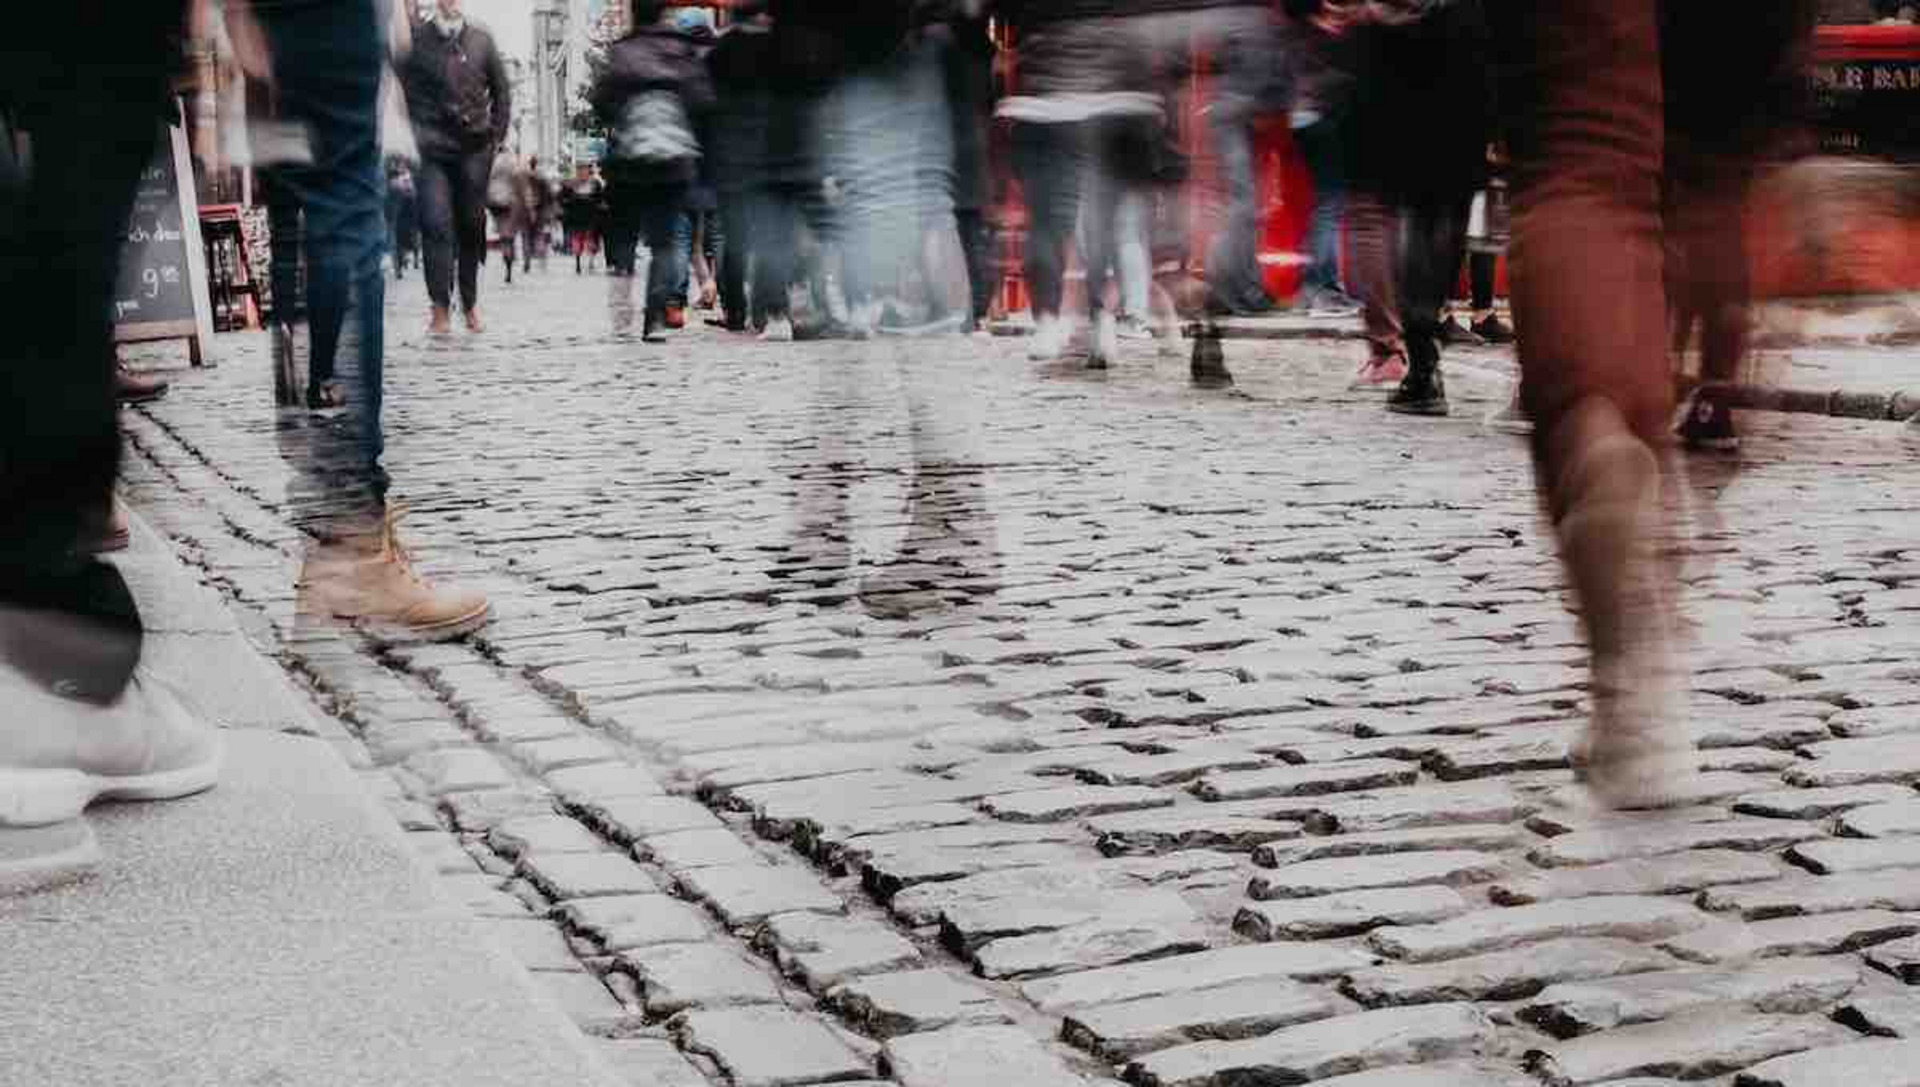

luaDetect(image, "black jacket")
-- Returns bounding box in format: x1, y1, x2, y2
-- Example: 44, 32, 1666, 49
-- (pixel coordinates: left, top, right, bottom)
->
1340, 0, 1495, 201
401, 18, 512, 159
591, 25, 716, 186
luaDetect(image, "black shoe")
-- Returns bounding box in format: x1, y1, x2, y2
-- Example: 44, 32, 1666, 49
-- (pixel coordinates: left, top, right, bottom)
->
114, 366, 170, 405
1188, 324, 1233, 388
1471, 313, 1516, 345
1387, 366, 1450, 416
1678, 390, 1739, 451
1436, 316, 1484, 348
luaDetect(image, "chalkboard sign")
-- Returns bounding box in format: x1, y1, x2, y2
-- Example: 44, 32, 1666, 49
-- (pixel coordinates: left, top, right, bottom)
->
112, 117, 214, 365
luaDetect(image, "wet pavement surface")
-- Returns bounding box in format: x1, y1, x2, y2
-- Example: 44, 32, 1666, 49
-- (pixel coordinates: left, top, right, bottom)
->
120, 264, 1920, 1085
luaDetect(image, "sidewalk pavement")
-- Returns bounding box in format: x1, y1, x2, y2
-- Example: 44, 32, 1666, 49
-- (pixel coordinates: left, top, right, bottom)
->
87, 266, 1920, 1087
0, 514, 628, 1087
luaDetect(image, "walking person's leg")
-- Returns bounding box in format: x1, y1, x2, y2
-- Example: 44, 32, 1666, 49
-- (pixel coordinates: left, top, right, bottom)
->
454, 151, 490, 330
260, 0, 489, 646
1388, 193, 1471, 416
262, 172, 310, 404
1295, 120, 1349, 305
1489, 0, 1694, 807
1345, 188, 1406, 387
1009, 121, 1084, 359
642, 187, 690, 340
717, 198, 749, 330
0, 0, 219, 893
415, 156, 456, 332
1081, 119, 1127, 368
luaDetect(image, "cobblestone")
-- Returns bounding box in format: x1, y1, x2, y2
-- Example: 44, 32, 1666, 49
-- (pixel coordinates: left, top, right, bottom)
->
672, 1007, 872, 1087
120, 274, 1920, 1085
1542, 1012, 1852, 1083
1125, 1003, 1492, 1087
826, 968, 1013, 1037
1519, 958, 1862, 1038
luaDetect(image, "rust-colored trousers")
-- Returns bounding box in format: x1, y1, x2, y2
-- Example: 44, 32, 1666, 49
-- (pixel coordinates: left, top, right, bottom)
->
1489, 0, 1811, 459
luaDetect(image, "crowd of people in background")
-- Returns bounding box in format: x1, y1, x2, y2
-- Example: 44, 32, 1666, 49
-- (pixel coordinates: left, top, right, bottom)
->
373, 0, 1536, 413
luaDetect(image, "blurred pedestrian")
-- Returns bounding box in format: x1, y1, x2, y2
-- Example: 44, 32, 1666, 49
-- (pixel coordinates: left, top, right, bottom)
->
591, 0, 715, 340
1326, 0, 1494, 416
1282, 2, 1358, 312
705, 4, 776, 332
486, 146, 528, 284
0, 0, 220, 893
388, 162, 420, 280
526, 156, 556, 273
560, 162, 604, 274
229, 0, 492, 644
399, 0, 511, 335
1486, 0, 1813, 805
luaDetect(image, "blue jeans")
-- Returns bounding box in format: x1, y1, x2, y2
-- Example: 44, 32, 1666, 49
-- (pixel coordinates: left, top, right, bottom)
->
607, 181, 689, 320
1206, 114, 1272, 311
256, 0, 389, 530
1295, 119, 1347, 296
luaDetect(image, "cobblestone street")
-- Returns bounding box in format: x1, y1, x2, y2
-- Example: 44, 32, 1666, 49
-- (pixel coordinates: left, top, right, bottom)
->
119, 263, 1920, 1086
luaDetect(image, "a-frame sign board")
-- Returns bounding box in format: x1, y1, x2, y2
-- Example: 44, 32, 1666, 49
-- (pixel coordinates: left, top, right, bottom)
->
112, 112, 215, 366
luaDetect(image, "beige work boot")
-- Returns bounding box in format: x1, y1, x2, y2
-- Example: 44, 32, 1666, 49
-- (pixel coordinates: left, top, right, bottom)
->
1552, 403, 1694, 809
297, 511, 490, 644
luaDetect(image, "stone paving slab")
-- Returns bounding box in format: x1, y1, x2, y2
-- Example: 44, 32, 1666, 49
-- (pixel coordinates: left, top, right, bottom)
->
110, 271, 1920, 1086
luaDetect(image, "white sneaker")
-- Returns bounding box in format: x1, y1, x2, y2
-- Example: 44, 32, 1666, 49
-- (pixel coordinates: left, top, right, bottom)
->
0, 666, 223, 828
1089, 313, 1119, 370
758, 316, 795, 343
1028, 315, 1068, 361
0, 660, 222, 892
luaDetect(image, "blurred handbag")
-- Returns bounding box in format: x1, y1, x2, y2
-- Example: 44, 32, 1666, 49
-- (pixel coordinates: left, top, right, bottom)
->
381, 65, 419, 164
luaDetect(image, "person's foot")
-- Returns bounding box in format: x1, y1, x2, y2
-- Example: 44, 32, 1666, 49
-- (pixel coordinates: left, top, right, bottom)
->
1349, 353, 1408, 392
464, 308, 484, 334
0, 656, 223, 893
114, 366, 169, 405
1555, 426, 1694, 809
1471, 312, 1516, 345
1027, 315, 1068, 361
1189, 324, 1233, 388
428, 307, 454, 336
296, 512, 491, 644
1386, 365, 1450, 416
663, 305, 687, 330
1437, 315, 1484, 348
1114, 314, 1153, 341
1678, 389, 1740, 452
74, 500, 130, 556
1578, 657, 1695, 809
306, 381, 348, 412
640, 311, 668, 344
1306, 288, 1361, 316
758, 316, 795, 343
1088, 313, 1118, 371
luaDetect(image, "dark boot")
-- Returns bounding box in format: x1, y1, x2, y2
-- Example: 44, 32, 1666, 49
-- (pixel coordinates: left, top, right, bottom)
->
1387, 338, 1450, 416
1188, 323, 1232, 389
